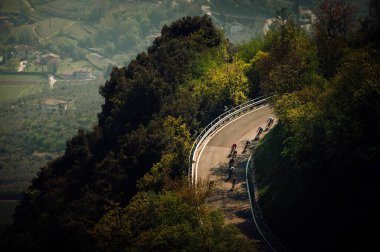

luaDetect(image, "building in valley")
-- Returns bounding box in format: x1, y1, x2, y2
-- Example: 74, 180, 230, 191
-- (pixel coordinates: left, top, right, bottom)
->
41, 99, 68, 112
61, 67, 93, 80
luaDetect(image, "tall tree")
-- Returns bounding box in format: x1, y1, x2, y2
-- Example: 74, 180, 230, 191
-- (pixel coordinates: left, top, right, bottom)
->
314, 0, 355, 78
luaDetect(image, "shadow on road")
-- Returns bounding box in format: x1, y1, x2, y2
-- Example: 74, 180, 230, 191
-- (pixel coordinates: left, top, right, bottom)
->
205, 146, 266, 242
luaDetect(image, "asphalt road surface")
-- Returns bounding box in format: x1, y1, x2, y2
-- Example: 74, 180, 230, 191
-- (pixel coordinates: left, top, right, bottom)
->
195, 105, 276, 252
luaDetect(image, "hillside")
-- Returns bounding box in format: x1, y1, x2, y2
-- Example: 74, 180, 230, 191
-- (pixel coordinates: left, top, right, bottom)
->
0, 0, 207, 207
0, 16, 255, 252
0, 1, 372, 204
251, 0, 380, 251
0, 1, 379, 251
0, 0, 272, 229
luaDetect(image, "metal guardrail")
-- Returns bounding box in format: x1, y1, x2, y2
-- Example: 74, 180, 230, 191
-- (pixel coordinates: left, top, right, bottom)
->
188, 94, 273, 184
246, 154, 288, 252
187, 94, 284, 251
246, 156, 277, 252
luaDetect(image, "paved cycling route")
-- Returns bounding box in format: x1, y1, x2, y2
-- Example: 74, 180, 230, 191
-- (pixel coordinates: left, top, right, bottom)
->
195, 105, 276, 251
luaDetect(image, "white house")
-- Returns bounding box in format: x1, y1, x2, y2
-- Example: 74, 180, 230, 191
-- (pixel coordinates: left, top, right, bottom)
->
41, 53, 60, 64
41, 99, 68, 112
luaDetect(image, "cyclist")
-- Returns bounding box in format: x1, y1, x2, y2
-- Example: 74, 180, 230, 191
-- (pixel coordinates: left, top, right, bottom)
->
231, 143, 237, 151
243, 140, 250, 153
268, 116, 274, 124
265, 117, 274, 131
231, 176, 237, 191
257, 126, 263, 135
254, 126, 264, 141
232, 150, 237, 159
229, 158, 235, 168
229, 143, 237, 156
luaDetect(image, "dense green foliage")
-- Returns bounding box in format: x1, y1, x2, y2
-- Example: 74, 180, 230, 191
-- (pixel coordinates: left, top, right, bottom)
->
95, 190, 253, 252
3, 1, 378, 251
0, 16, 254, 251
252, 1, 380, 251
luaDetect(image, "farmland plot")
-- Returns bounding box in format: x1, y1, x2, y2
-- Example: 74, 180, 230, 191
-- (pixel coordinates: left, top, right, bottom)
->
34, 18, 73, 40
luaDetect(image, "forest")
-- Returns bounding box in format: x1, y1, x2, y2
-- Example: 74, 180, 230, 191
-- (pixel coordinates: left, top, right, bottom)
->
250, 0, 380, 251
0, 0, 379, 251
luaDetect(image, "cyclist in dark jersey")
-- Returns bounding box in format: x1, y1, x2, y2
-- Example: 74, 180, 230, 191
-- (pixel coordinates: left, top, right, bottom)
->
265, 117, 274, 131
229, 143, 237, 156
243, 140, 250, 153
254, 126, 264, 141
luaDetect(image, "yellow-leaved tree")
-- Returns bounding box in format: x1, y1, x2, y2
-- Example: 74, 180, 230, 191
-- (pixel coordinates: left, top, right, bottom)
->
193, 57, 250, 106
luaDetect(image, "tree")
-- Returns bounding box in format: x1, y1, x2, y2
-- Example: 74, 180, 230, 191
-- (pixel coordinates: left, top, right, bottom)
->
360, 0, 380, 44
253, 19, 320, 95
94, 191, 254, 252
314, 0, 355, 78
264, 8, 298, 61
137, 116, 191, 192
293, 0, 300, 23
369, 0, 380, 36
263, 46, 380, 251
194, 57, 250, 107
47, 59, 59, 74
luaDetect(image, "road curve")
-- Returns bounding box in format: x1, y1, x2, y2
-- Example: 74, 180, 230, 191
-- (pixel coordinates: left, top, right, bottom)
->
196, 105, 274, 180
195, 105, 275, 251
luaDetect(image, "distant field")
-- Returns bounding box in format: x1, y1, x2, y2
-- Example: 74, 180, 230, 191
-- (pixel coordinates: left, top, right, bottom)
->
8, 24, 38, 44
56, 58, 91, 75
86, 54, 109, 70
0, 57, 19, 71
113, 2, 157, 14
63, 23, 91, 40
6, 17, 79, 43
33, 0, 156, 20
0, 74, 46, 102
0, 200, 19, 227
28, 11, 49, 22
81, 24, 96, 34
0, 74, 47, 83
111, 54, 129, 66
34, 17, 73, 40
34, 0, 90, 19
0, 85, 40, 102
0, 0, 27, 14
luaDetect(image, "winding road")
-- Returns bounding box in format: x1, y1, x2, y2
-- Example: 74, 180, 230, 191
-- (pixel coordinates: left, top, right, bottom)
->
194, 105, 276, 251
